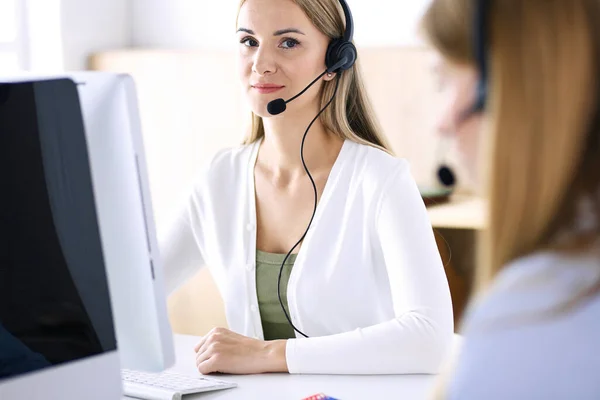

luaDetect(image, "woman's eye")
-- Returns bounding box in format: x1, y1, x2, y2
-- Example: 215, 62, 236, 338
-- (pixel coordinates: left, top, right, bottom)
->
281, 38, 300, 49
240, 37, 258, 47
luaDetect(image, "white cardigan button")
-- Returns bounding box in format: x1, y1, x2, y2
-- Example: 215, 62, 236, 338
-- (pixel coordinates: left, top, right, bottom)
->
250, 305, 258, 312
246, 263, 254, 271
246, 223, 254, 231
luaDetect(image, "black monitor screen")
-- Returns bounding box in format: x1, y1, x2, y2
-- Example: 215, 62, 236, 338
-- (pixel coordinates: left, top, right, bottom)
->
0, 80, 117, 381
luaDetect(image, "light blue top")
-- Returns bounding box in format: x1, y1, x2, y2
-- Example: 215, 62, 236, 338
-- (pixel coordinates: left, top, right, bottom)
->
448, 251, 600, 399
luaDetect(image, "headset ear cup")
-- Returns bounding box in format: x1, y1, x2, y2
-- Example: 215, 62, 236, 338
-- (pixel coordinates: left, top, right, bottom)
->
325, 39, 343, 71
326, 40, 357, 72
337, 41, 357, 71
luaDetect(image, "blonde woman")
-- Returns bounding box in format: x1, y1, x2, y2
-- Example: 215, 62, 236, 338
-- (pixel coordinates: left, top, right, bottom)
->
421, 0, 600, 398
160, 0, 453, 376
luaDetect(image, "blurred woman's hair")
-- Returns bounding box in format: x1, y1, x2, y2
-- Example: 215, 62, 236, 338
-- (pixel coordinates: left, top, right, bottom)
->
237, 0, 392, 152
421, 0, 600, 296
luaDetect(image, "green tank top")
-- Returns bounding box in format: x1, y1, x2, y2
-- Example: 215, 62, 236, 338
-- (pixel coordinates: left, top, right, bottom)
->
255, 249, 297, 340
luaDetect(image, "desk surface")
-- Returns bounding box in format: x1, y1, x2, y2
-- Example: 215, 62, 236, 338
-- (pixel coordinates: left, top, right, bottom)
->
427, 194, 487, 230
124, 335, 451, 400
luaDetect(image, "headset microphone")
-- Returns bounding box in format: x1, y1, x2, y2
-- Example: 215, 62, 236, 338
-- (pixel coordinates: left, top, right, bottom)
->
267, 57, 351, 116
267, 70, 328, 116
265, 98, 286, 116
437, 165, 456, 187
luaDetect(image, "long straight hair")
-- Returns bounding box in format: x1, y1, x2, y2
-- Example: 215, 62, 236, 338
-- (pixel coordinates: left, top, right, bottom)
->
422, 0, 600, 296
237, 0, 392, 152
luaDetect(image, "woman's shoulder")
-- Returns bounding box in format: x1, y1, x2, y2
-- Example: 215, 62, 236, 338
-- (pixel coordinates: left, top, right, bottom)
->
207, 142, 256, 175
190, 141, 257, 195
448, 250, 600, 399
351, 141, 408, 168
347, 141, 410, 182
462, 250, 600, 331
339, 141, 422, 212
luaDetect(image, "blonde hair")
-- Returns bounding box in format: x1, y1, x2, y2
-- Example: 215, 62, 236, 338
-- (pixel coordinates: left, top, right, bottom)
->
422, 0, 600, 295
237, 0, 392, 151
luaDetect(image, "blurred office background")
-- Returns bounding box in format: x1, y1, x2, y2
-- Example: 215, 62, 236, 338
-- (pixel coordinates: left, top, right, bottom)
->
1, 0, 480, 335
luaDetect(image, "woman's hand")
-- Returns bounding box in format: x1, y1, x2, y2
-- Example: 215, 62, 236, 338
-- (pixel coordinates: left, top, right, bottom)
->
194, 327, 288, 375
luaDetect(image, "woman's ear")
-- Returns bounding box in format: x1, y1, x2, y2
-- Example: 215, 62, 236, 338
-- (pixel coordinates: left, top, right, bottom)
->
324, 72, 337, 81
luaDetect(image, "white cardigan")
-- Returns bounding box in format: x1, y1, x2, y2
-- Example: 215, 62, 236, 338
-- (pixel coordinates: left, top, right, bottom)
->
160, 139, 454, 375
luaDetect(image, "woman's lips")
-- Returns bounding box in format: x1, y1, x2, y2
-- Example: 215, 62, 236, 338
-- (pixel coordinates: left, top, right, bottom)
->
252, 84, 284, 94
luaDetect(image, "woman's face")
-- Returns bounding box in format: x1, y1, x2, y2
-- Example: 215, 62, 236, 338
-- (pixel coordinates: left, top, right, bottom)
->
236, 0, 335, 118
434, 57, 485, 185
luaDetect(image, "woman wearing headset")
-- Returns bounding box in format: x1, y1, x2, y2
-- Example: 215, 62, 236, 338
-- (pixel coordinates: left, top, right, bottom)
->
161, 0, 453, 376
422, 0, 600, 397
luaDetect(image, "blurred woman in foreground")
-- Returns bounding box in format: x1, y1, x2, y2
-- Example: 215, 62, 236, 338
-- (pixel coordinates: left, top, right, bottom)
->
421, 0, 600, 398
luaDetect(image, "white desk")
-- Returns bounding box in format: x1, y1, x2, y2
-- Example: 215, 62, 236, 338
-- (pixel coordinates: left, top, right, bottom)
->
124, 334, 459, 400
427, 194, 487, 230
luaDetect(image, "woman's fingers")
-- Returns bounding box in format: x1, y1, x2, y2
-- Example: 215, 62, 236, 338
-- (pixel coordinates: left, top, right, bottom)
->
194, 327, 227, 352
195, 343, 212, 369
196, 339, 224, 368
196, 347, 224, 375
197, 334, 222, 361
193, 336, 207, 353
197, 354, 219, 375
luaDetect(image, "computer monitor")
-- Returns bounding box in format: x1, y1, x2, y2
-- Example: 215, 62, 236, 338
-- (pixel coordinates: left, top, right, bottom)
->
75, 71, 175, 372
0, 72, 175, 400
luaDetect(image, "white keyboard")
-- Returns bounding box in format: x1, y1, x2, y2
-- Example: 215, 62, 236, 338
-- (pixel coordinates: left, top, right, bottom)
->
122, 369, 237, 400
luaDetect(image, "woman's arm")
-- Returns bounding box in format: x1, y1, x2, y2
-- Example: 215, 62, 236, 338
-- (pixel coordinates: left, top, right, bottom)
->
285, 162, 454, 375
160, 191, 207, 295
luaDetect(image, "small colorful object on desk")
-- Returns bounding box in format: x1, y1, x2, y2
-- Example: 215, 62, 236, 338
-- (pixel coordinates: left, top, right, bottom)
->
302, 394, 339, 400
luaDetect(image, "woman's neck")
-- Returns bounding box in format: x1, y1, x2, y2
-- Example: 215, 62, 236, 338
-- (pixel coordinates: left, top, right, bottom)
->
257, 112, 344, 179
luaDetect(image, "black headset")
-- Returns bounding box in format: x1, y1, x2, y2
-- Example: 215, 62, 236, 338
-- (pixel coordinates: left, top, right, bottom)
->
325, 0, 357, 73
437, 0, 490, 187
471, 0, 490, 115
273, 0, 356, 339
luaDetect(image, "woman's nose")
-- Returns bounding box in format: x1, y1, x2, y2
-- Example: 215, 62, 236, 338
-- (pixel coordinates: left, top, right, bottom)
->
436, 105, 456, 138
252, 47, 277, 75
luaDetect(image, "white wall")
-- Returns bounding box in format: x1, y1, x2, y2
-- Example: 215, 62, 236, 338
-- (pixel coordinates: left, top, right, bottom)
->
131, 0, 432, 48
59, 0, 131, 70
131, 0, 238, 48
352, 1, 432, 46
28, 0, 430, 72
21, 0, 432, 75
26, 0, 63, 71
